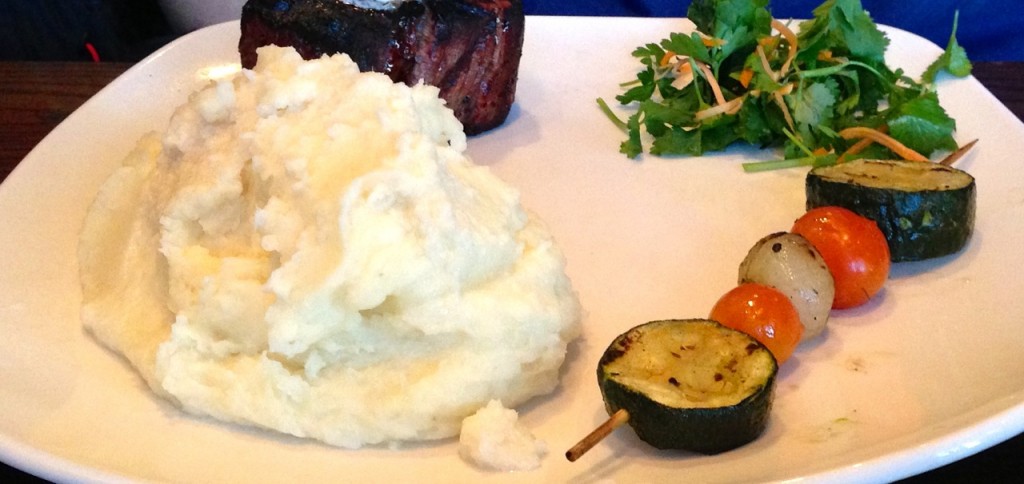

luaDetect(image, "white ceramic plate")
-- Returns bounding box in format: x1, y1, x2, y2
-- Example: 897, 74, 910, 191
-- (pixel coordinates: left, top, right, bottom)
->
3, 16, 1024, 483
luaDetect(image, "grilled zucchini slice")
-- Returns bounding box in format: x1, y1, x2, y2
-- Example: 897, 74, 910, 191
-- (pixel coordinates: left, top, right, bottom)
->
597, 319, 777, 454
806, 159, 976, 262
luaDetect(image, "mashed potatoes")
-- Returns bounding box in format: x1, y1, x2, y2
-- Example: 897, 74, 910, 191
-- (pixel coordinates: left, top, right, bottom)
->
459, 400, 547, 471
78, 46, 580, 449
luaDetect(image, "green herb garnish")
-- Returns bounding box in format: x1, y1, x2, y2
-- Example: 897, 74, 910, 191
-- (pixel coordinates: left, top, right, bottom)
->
601, 0, 972, 171
922, 10, 973, 84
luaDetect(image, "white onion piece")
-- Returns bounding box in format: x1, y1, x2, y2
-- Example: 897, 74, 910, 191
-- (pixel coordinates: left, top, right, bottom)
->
738, 232, 835, 341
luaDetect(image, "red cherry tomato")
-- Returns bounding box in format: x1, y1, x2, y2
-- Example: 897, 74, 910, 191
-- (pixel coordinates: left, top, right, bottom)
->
709, 283, 803, 364
792, 206, 891, 309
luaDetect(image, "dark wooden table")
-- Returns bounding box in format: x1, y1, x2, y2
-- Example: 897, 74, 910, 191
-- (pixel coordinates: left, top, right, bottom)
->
1, 61, 1023, 482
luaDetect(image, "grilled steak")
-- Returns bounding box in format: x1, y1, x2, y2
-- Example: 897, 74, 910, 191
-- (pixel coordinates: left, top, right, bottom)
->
238, 0, 524, 135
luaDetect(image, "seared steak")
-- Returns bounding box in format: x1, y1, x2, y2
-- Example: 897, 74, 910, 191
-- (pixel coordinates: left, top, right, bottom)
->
238, 0, 524, 135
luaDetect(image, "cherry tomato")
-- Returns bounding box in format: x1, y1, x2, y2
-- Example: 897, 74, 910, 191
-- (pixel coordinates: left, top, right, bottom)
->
792, 206, 890, 309
709, 283, 803, 364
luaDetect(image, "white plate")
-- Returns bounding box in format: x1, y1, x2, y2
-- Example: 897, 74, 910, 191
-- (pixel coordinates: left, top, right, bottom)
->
2, 16, 1024, 483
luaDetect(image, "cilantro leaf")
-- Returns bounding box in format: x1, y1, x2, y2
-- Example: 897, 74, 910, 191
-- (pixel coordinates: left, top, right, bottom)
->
651, 126, 703, 156
620, 112, 643, 158
616, 66, 657, 104
643, 96, 700, 136
797, 0, 888, 65
922, 11, 973, 84
790, 79, 839, 134
687, 0, 771, 70
601, 0, 965, 169
650, 122, 741, 156
660, 32, 711, 64
736, 96, 778, 146
886, 91, 958, 155
743, 47, 785, 92
688, 0, 771, 39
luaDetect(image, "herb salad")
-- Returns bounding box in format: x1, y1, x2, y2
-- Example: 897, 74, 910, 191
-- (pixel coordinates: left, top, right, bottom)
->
599, 0, 972, 171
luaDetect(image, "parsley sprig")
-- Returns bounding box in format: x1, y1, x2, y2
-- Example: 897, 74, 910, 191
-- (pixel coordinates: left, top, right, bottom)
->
600, 0, 972, 170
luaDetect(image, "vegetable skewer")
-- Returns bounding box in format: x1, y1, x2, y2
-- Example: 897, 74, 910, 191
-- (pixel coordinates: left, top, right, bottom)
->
565, 409, 630, 462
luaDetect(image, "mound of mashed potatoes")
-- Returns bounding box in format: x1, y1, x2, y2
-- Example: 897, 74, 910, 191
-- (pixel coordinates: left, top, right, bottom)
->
78, 46, 580, 449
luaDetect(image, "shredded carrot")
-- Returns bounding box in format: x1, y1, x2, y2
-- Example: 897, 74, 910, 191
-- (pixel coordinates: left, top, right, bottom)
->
772, 91, 795, 131
695, 96, 745, 121
838, 138, 874, 163
771, 19, 798, 76
817, 50, 833, 61
671, 61, 695, 90
699, 33, 725, 48
812, 147, 830, 156
838, 127, 928, 162
660, 51, 677, 68
758, 36, 778, 49
738, 68, 754, 88
696, 62, 728, 106
756, 45, 779, 82
837, 125, 887, 162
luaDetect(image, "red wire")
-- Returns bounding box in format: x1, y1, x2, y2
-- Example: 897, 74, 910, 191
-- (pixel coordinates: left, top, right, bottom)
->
84, 42, 101, 63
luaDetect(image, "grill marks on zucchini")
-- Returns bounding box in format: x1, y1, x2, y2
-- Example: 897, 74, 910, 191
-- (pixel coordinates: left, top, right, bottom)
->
594, 319, 777, 455
806, 159, 976, 262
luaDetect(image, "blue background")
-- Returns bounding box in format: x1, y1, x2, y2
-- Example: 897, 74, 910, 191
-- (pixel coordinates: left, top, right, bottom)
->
522, 0, 1023, 61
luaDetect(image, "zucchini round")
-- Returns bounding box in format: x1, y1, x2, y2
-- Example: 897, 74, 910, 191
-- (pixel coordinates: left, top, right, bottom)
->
597, 319, 777, 454
806, 159, 976, 262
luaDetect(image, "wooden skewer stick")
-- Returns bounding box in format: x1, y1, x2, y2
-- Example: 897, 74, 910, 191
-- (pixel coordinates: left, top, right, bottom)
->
939, 138, 979, 166
565, 408, 631, 462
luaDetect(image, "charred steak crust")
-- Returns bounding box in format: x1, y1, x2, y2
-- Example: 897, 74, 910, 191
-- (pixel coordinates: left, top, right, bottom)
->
239, 0, 524, 135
